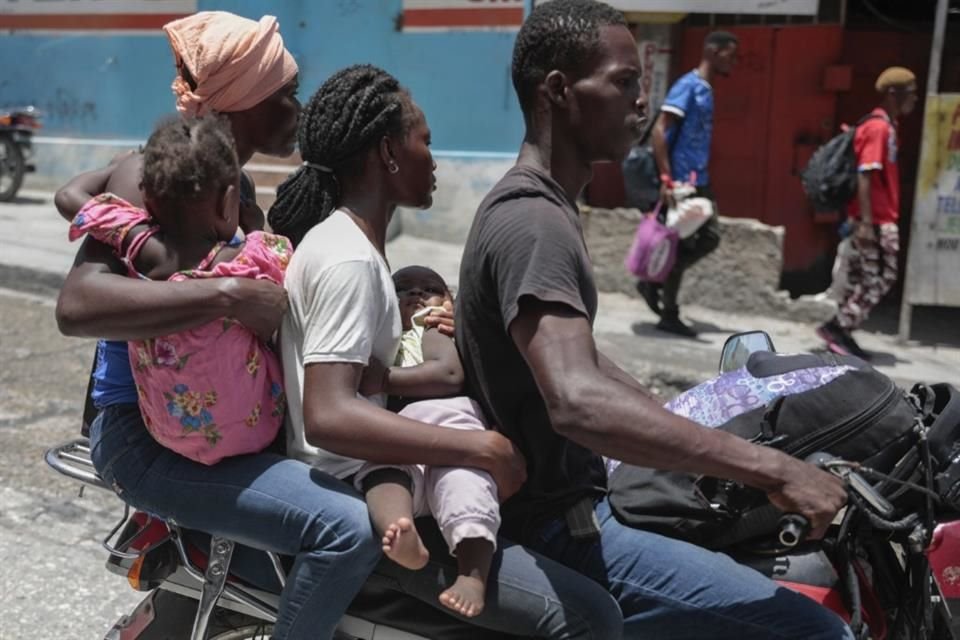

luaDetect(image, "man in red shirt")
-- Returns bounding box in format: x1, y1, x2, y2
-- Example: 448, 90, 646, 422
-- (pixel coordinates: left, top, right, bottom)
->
817, 67, 918, 359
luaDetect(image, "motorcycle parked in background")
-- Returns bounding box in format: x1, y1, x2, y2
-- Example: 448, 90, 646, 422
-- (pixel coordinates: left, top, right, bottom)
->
0, 105, 41, 201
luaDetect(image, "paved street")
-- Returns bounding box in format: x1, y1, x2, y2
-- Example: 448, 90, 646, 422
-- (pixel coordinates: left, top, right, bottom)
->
0, 289, 142, 640
0, 192, 957, 639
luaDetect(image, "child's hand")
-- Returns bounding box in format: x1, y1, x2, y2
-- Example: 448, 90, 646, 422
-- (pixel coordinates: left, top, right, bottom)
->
423, 300, 455, 337
359, 358, 389, 396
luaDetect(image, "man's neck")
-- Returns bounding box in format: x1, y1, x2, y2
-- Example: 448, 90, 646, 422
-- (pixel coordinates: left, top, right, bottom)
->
517, 123, 592, 205
697, 60, 714, 85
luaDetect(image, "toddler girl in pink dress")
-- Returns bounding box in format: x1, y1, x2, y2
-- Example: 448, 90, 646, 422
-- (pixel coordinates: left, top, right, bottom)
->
68, 115, 291, 464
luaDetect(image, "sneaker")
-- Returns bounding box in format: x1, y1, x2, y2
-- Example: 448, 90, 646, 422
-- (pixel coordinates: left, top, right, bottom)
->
817, 320, 858, 357
636, 281, 662, 317
656, 315, 698, 338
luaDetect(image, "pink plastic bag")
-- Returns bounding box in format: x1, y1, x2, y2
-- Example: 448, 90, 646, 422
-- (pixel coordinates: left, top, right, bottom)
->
624, 203, 678, 283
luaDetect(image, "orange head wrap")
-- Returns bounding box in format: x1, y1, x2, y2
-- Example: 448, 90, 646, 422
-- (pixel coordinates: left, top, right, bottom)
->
164, 11, 298, 117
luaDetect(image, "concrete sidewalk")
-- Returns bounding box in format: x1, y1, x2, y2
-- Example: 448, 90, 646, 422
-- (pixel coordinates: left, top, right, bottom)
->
3, 190, 957, 395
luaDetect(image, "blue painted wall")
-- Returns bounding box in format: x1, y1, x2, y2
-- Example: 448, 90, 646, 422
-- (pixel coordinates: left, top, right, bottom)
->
0, 33, 173, 138
0, 0, 525, 154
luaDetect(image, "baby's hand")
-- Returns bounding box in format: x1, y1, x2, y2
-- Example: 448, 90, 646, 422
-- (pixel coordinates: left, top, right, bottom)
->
359, 358, 388, 396
423, 301, 455, 337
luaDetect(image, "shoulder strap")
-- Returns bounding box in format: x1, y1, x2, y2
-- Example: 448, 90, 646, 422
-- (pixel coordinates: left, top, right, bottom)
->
640, 101, 688, 147
638, 101, 666, 145
854, 113, 885, 128
194, 241, 229, 272
122, 226, 161, 273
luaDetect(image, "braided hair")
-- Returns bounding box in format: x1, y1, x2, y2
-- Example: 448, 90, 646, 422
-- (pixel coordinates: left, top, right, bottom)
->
141, 114, 238, 220
268, 64, 413, 247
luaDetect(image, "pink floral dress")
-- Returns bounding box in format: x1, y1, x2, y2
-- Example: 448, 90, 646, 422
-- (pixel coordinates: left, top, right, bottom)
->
70, 194, 291, 465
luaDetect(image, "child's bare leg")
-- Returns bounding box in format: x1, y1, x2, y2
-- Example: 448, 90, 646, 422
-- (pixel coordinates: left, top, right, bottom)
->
438, 538, 494, 618
363, 469, 429, 570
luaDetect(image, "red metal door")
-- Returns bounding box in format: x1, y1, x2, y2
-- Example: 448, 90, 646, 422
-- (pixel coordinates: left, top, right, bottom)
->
678, 25, 844, 274
764, 26, 845, 272
678, 27, 775, 225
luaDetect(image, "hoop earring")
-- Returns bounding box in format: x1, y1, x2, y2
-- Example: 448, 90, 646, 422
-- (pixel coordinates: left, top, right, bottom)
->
388, 162, 400, 174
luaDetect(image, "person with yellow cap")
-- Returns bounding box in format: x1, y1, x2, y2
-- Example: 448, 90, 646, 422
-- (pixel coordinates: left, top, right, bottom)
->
817, 66, 918, 359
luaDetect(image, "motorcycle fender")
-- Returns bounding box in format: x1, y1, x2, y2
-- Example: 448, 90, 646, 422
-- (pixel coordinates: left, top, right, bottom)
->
928, 520, 960, 600
105, 591, 158, 640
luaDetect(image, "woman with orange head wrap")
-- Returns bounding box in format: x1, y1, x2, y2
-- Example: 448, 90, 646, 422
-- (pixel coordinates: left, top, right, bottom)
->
53, 13, 385, 640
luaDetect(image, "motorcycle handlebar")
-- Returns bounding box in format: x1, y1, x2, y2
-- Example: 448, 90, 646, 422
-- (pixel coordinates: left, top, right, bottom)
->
777, 514, 809, 548
777, 451, 896, 549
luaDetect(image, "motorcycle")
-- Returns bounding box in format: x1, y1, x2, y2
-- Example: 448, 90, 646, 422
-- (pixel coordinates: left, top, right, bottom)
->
45, 331, 960, 639
0, 105, 41, 201
716, 332, 960, 640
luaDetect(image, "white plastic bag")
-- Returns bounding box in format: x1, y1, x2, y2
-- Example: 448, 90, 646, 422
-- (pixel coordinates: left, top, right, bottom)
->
665, 197, 714, 239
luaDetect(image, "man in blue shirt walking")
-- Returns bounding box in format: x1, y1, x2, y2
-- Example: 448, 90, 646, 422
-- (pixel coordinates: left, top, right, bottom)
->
639, 31, 738, 337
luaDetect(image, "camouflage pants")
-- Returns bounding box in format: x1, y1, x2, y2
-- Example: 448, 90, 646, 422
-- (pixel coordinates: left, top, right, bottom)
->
836, 223, 899, 331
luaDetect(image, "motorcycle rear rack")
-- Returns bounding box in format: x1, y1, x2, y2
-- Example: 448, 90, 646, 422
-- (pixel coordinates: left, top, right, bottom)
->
45, 437, 286, 637
45, 438, 107, 490
45, 439, 155, 559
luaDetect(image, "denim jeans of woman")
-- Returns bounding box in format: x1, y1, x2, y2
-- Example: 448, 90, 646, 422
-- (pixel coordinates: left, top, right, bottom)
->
90, 403, 381, 640
90, 404, 623, 640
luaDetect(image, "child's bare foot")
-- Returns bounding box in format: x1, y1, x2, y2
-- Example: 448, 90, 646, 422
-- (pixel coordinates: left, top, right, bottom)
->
382, 517, 429, 570
439, 575, 486, 618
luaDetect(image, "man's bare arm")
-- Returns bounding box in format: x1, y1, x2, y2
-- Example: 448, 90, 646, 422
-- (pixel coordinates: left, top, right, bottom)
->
597, 352, 658, 401
509, 298, 846, 538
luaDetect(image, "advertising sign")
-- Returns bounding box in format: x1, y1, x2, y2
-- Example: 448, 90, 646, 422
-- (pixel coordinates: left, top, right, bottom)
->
0, 0, 195, 31
902, 93, 960, 308
536, 0, 819, 14
403, 0, 524, 31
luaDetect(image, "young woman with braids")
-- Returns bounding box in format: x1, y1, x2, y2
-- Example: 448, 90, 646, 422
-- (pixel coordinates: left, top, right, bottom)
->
269, 63, 623, 639
52, 14, 386, 640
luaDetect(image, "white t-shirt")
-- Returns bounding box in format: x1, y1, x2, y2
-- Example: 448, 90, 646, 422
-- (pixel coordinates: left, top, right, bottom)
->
280, 209, 402, 478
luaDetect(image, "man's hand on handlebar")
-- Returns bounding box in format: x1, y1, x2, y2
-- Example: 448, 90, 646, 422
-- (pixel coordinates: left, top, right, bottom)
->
764, 454, 847, 540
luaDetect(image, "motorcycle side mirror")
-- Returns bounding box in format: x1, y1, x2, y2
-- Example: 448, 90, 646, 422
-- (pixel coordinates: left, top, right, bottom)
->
719, 331, 776, 374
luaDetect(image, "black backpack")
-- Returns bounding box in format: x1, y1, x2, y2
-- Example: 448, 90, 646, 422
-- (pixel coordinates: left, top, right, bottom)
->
622, 143, 661, 211
621, 106, 685, 211
607, 351, 921, 549
800, 114, 883, 212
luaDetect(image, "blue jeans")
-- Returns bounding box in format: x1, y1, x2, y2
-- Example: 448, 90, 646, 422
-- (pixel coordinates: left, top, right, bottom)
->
90, 404, 380, 640
91, 405, 622, 640
370, 522, 623, 639
528, 498, 855, 640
